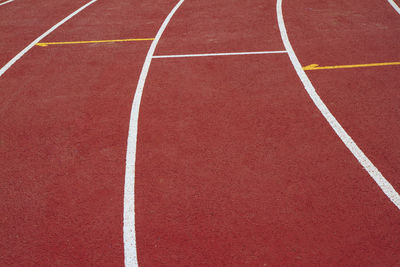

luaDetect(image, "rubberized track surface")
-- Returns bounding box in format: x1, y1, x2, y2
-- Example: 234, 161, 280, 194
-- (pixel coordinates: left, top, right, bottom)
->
1, 0, 400, 266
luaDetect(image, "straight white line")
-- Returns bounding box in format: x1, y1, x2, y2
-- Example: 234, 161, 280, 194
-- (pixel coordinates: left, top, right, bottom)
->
387, 0, 400, 14
276, 0, 400, 209
0, 0, 97, 78
153, 50, 287, 58
123, 1, 185, 266
0, 0, 13, 6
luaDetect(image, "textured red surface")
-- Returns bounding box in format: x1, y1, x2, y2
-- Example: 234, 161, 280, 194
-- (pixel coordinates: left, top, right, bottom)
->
0, 0, 174, 265
1, 0, 400, 265
156, 0, 284, 55
0, 0, 88, 66
285, 0, 400, 190
134, 0, 400, 265
135, 55, 400, 266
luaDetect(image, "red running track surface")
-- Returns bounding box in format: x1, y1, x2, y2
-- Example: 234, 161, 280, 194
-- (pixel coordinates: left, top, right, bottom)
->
0, 0, 175, 265
286, 0, 400, 190
1, 0, 400, 265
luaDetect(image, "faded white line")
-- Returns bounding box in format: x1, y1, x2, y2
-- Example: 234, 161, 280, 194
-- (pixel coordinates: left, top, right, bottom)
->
0, 0, 13, 6
124, 1, 185, 266
153, 50, 287, 58
276, 0, 400, 209
387, 0, 400, 14
0, 0, 97, 78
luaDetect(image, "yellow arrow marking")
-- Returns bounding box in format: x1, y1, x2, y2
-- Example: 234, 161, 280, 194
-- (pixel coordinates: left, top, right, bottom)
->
303, 61, 400, 70
36, 38, 154, 47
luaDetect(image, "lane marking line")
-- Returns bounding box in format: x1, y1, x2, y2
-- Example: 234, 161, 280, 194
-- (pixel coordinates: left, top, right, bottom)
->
124, 1, 185, 266
153, 50, 287, 58
0, 0, 13, 6
36, 38, 155, 47
303, 62, 400, 70
387, 0, 400, 14
277, 0, 400, 209
0, 0, 97, 78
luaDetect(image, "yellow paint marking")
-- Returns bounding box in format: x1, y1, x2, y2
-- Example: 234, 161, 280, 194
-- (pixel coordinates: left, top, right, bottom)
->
36, 38, 155, 47
303, 62, 400, 70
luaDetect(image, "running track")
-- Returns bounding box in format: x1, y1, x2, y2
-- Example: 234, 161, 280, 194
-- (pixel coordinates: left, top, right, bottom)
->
1, 0, 400, 266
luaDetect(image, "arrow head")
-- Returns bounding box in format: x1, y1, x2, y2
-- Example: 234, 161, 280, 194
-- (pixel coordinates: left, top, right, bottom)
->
303, 64, 319, 70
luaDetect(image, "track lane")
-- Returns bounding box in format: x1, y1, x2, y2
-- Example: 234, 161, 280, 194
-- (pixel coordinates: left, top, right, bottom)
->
40, 1, 176, 44
0, 0, 176, 265
2, 0, 400, 265
155, 0, 284, 55
278, 0, 400, 209
283, 0, 400, 65
134, 0, 400, 265
0, 0, 98, 78
0, 0, 89, 68
136, 55, 400, 266
285, 0, 400, 193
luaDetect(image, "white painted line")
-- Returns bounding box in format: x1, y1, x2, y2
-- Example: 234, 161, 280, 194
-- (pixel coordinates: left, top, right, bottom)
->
123, 1, 185, 266
153, 50, 287, 58
387, 0, 400, 14
276, 0, 400, 209
0, 0, 97, 78
0, 0, 13, 6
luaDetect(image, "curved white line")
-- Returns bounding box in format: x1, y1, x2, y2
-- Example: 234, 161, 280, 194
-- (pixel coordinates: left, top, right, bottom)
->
276, 0, 400, 209
0, 0, 97, 78
387, 0, 400, 14
123, 1, 185, 266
